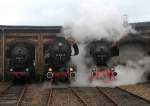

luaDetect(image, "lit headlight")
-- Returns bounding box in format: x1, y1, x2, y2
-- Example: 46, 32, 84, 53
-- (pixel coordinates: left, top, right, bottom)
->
70, 68, 73, 72
48, 68, 52, 72
111, 68, 115, 71
92, 67, 96, 76
10, 68, 13, 72
58, 42, 62, 46
92, 67, 96, 72
25, 68, 29, 72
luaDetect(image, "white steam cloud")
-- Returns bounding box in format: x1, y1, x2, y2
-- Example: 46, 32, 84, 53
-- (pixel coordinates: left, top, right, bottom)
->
71, 45, 90, 87
70, 45, 150, 87
62, 0, 150, 87
114, 57, 150, 86
41, 0, 149, 88
62, 0, 131, 42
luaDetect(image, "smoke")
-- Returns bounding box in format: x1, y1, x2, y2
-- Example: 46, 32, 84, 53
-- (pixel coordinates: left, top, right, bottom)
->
113, 44, 150, 86
61, 0, 150, 87
70, 45, 150, 87
71, 44, 90, 87
119, 43, 146, 62
41, 43, 150, 88
89, 56, 150, 87
62, 0, 132, 42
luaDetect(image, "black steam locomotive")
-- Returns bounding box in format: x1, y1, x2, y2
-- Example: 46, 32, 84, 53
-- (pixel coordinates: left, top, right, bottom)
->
86, 39, 119, 82
44, 37, 79, 84
8, 43, 35, 82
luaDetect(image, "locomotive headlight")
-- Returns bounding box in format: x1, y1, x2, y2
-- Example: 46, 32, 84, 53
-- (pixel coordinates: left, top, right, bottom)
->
58, 42, 62, 46
111, 68, 115, 71
92, 67, 96, 72
91, 67, 96, 76
10, 68, 13, 72
48, 68, 52, 72
70, 68, 73, 72
25, 68, 29, 72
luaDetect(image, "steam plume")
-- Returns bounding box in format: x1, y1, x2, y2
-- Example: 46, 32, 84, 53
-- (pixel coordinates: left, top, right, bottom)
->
62, 0, 149, 87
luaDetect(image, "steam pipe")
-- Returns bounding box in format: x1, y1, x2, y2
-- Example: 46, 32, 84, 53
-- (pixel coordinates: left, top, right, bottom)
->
72, 43, 79, 55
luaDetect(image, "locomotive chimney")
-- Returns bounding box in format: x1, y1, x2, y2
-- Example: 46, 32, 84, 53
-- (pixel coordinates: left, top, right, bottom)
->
123, 14, 128, 28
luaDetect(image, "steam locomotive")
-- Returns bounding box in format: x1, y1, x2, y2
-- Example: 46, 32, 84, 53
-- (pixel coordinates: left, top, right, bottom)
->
44, 37, 79, 84
8, 43, 35, 82
86, 39, 119, 82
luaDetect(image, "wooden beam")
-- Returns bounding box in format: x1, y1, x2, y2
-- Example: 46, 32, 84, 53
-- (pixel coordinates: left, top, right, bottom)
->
2, 29, 6, 81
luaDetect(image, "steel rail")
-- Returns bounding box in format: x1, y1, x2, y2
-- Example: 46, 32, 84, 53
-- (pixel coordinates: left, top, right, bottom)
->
96, 87, 118, 106
47, 88, 53, 106
117, 87, 150, 104
70, 87, 89, 106
16, 85, 28, 106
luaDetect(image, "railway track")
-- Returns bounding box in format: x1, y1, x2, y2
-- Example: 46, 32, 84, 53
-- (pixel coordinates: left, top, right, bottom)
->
71, 86, 150, 106
70, 87, 117, 106
47, 87, 85, 106
0, 83, 149, 106
96, 87, 118, 106
47, 88, 53, 106
20, 84, 50, 106
97, 87, 150, 106
70, 87, 88, 106
25, 86, 150, 106
118, 85, 150, 103
117, 87, 150, 105
0, 84, 27, 106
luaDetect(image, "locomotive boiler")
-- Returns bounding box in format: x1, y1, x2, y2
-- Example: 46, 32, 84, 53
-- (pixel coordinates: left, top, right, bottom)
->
8, 43, 35, 82
44, 37, 79, 84
86, 39, 119, 82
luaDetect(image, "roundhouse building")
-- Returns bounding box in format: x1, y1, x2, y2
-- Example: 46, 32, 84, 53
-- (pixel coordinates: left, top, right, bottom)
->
0, 22, 150, 81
